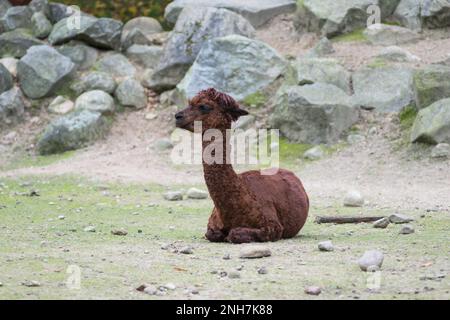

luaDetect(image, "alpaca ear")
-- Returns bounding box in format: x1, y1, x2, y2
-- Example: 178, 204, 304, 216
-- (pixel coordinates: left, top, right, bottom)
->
228, 108, 249, 120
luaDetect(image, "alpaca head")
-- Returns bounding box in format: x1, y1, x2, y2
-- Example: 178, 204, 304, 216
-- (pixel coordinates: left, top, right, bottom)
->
175, 88, 249, 132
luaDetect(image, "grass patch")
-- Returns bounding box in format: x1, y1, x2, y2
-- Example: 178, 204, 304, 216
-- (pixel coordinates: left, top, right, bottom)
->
279, 137, 311, 164
399, 105, 418, 130
1, 151, 77, 171
0, 175, 448, 299
242, 92, 267, 108
332, 29, 366, 42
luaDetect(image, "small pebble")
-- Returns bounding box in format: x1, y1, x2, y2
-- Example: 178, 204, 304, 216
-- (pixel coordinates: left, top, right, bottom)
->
22, 280, 40, 287
399, 224, 415, 235
180, 246, 193, 254
373, 217, 390, 229
239, 246, 271, 259
305, 286, 321, 296
223, 254, 231, 260
111, 229, 128, 236
257, 267, 268, 275
83, 226, 96, 232
318, 240, 334, 252
228, 271, 241, 279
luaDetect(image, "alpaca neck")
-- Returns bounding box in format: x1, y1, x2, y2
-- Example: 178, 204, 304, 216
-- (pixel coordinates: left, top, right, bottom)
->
202, 128, 253, 228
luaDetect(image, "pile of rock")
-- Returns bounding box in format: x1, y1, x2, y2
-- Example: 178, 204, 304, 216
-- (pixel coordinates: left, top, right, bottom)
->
0, 0, 166, 154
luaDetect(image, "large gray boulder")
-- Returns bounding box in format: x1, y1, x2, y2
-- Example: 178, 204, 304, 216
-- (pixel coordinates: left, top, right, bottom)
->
48, 2, 79, 24
95, 53, 136, 79
149, 7, 255, 93
165, 0, 297, 28
269, 84, 358, 144
0, 29, 44, 58
0, 87, 26, 127
364, 23, 421, 45
352, 66, 414, 112
393, 0, 423, 30
31, 11, 53, 39
17, 45, 76, 99
422, 0, 450, 28
49, 15, 123, 50
120, 17, 163, 49
74, 90, 115, 115
0, 6, 33, 32
125, 45, 163, 69
0, 63, 13, 94
295, 0, 401, 37
411, 98, 450, 144
29, 0, 51, 17
0, 1, 11, 19
57, 41, 99, 71
413, 65, 450, 110
293, 57, 351, 94
37, 109, 110, 155
115, 78, 147, 109
70, 71, 116, 95
177, 35, 287, 103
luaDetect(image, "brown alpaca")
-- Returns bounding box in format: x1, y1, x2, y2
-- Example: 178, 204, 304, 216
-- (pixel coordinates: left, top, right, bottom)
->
175, 88, 309, 243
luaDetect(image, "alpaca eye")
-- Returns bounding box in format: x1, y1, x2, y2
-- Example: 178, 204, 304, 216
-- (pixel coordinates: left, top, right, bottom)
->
199, 105, 211, 113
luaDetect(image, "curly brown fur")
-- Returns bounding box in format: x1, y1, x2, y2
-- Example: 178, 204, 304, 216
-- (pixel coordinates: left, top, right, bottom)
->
175, 88, 309, 243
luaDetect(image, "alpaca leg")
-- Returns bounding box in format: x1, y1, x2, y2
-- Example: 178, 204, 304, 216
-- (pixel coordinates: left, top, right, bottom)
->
205, 208, 227, 242
205, 227, 226, 242
226, 223, 283, 244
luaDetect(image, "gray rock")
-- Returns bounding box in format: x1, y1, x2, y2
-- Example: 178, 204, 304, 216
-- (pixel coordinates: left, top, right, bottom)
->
180, 246, 193, 254
304, 146, 325, 160
165, 0, 297, 28
306, 37, 335, 57
293, 57, 351, 94
422, 0, 450, 28
48, 96, 74, 115
0, 57, 18, 77
48, 3, 75, 24
364, 23, 421, 46
358, 250, 384, 272
389, 213, 414, 224
150, 7, 255, 93
115, 78, 147, 109
0, 6, 33, 32
178, 35, 287, 103
37, 110, 110, 155
29, 0, 50, 17
143, 285, 158, 295
0, 87, 26, 127
0, 63, 13, 94
125, 44, 163, 69
373, 217, 390, 228
376, 46, 420, 62
71, 72, 116, 95
394, 0, 422, 31
411, 98, 450, 144
431, 143, 450, 159
304, 286, 321, 295
74, 90, 115, 115
0, 1, 11, 19
57, 41, 99, 71
31, 12, 52, 39
121, 17, 163, 49
228, 271, 241, 279
239, 245, 271, 259
152, 138, 174, 151
269, 84, 358, 144
95, 53, 136, 79
257, 266, 268, 275
343, 190, 364, 207
352, 66, 414, 112
111, 229, 128, 236
21, 280, 41, 287
84, 225, 96, 232
17, 45, 76, 99
296, 0, 400, 37
399, 224, 415, 234
49, 16, 123, 50
0, 29, 44, 58
318, 240, 334, 252
163, 191, 183, 201
413, 65, 450, 110
187, 188, 208, 199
